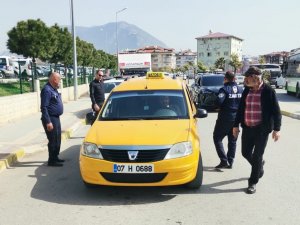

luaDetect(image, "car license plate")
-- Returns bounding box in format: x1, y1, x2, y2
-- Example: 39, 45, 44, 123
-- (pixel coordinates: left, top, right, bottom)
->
113, 164, 154, 173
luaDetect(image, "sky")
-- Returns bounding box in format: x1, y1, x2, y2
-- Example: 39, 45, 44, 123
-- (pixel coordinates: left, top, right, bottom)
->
1, 0, 299, 56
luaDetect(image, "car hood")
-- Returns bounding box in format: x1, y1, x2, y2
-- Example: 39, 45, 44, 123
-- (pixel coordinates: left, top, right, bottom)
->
85, 120, 190, 145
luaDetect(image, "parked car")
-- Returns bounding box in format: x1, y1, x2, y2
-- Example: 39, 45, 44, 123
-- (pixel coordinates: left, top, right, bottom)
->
269, 71, 285, 88
235, 75, 245, 86
0, 56, 18, 78
13, 58, 32, 76
103, 77, 125, 99
191, 74, 224, 110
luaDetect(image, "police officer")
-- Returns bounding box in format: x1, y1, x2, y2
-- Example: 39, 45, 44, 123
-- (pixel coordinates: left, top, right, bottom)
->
89, 70, 105, 116
213, 71, 243, 169
41, 72, 64, 167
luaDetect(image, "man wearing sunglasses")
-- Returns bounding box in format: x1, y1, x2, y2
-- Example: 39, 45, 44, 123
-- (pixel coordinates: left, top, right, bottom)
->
233, 66, 282, 194
89, 70, 105, 118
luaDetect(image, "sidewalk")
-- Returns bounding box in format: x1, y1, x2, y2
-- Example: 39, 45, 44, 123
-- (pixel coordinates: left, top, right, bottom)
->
0, 95, 91, 172
0, 95, 299, 172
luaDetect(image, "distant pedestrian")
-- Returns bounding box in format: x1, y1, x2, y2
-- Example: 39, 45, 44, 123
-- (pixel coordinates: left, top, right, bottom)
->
233, 66, 282, 194
213, 71, 243, 169
89, 70, 105, 120
40, 72, 64, 167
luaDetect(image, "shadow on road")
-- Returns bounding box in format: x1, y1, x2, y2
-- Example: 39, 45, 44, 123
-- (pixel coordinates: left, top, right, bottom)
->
276, 92, 300, 103
11, 144, 248, 206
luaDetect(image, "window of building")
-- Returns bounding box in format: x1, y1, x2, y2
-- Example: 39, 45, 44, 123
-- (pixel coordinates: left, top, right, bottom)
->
224, 52, 228, 56
207, 52, 211, 57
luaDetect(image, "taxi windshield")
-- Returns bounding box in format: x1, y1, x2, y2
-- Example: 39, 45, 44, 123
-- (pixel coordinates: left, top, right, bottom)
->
100, 90, 189, 120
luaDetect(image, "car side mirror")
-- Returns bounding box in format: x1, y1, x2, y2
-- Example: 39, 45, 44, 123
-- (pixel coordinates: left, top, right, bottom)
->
194, 108, 208, 118
85, 112, 96, 125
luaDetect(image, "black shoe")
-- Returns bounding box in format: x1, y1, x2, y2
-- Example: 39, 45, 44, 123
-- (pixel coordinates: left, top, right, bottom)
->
246, 184, 256, 194
215, 161, 229, 169
259, 160, 265, 178
55, 158, 65, 163
48, 161, 63, 167
226, 163, 233, 169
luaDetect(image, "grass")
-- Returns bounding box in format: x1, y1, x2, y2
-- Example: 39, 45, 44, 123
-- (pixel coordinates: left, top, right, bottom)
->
0, 78, 90, 97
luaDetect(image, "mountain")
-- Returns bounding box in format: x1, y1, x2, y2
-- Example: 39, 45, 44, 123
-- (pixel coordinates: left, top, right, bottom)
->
70, 21, 167, 54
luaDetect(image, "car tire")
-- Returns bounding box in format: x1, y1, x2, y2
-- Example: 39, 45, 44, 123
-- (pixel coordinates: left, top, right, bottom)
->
286, 82, 292, 95
185, 153, 203, 189
296, 83, 300, 98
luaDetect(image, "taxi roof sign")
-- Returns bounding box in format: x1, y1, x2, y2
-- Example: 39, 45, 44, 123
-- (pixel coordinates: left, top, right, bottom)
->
146, 72, 165, 79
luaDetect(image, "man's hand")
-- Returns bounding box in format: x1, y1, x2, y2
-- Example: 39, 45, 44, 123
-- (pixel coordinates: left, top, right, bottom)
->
272, 131, 280, 142
46, 122, 53, 131
94, 103, 100, 112
232, 127, 240, 139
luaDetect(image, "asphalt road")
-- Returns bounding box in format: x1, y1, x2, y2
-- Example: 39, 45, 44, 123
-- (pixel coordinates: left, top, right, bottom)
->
0, 106, 299, 225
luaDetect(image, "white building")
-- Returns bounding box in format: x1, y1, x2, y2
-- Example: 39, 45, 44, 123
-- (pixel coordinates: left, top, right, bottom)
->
137, 46, 176, 71
176, 49, 197, 68
195, 31, 243, 70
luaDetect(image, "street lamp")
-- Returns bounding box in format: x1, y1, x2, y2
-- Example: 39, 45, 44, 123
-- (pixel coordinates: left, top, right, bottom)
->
70, 0, 78, 100
116, 7, 127, 75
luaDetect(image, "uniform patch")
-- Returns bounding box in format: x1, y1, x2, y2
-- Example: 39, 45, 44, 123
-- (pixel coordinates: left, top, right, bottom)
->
233, 86, 238, 93
218, 92, 225, 98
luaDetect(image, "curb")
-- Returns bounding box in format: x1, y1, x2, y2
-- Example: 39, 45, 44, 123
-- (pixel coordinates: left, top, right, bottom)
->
0, 149, 25, 172
281, 110, 300, 120
0, 119, 85, 173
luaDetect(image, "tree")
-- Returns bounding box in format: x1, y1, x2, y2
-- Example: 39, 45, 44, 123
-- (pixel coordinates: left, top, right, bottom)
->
196, 61, 207, 73
259, 56, 266, 64
48, 24, 73, 66
229, 53, 242, 73
215, 57, 225, 71
7, 19, 55, 61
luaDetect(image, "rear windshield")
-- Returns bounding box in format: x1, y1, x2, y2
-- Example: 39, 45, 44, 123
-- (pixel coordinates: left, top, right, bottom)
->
18, 61, 27, 66
201, 76, 224, 86
270, 71, 281, 78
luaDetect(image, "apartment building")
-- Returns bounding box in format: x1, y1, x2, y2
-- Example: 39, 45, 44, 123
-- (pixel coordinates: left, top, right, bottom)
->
261, 51, 289, 65
137, 46, 176, 71
176, 49, 197, 68
196, 31, 243, 70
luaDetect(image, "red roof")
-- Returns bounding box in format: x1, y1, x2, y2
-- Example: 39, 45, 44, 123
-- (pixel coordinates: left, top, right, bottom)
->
196, 32, 243, 41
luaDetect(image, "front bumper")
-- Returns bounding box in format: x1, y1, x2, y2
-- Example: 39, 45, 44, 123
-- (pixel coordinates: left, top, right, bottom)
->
79, 152, 199, 186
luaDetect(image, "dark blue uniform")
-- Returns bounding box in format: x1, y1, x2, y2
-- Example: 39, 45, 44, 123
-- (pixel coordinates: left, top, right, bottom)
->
213, 82, 243, 166
40, 82, 63, 163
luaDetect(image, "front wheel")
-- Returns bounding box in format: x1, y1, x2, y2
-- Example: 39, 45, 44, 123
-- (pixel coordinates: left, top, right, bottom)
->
286, 83, 292, 95
185, 153, 203, 189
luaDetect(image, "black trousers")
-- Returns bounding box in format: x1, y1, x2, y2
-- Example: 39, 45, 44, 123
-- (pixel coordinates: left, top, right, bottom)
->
42, 116, 61, 162
241, 125, 269, 185
213, 119, 237, 165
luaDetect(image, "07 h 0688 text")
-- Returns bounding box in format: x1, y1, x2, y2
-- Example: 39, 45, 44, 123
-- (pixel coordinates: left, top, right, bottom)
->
113, 164, 154, 173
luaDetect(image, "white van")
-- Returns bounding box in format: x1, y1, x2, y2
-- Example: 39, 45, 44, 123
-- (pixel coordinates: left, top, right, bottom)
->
0, 56, 18, 78
250, 63, 284, 88
14, 58, 32, 76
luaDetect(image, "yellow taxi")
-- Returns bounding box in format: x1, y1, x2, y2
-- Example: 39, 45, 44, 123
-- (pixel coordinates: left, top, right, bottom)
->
80, 72, 207, 188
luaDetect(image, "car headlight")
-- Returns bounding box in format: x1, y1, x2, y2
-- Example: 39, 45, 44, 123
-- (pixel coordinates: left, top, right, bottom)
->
81, 142, 103, 159
164, 142, 193, 159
